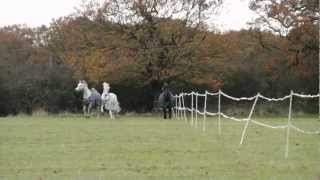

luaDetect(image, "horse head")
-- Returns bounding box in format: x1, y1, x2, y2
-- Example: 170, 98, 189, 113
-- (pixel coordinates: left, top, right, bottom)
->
102, 82, 110, 93
75, 80, 88, 92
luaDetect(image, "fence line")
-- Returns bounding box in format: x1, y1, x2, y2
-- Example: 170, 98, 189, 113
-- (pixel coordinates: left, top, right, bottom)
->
174, 90, 320, 158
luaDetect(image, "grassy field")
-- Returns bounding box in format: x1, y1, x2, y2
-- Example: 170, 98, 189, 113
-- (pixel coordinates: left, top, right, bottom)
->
0, 114, 319, 179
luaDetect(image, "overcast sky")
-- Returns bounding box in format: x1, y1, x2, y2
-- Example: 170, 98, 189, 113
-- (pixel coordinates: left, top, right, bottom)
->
0, 0, 257, 31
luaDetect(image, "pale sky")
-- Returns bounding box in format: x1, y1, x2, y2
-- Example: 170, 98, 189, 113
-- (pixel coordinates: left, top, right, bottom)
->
0, 0, 257, 31
212, 0, 258, 31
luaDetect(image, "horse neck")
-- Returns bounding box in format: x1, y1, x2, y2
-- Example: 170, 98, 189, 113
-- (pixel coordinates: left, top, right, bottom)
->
83, 86, 92, 99
103, 88, 110, 94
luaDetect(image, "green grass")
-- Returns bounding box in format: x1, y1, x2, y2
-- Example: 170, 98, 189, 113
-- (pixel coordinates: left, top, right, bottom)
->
0, 114, 319, 179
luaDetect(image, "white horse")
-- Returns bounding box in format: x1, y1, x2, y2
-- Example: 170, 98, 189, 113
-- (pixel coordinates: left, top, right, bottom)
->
101, 82, 121, 119
75, 80, 102, 117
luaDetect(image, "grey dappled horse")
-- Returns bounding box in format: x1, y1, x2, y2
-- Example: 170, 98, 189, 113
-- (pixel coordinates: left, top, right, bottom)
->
75, 80, 102, 117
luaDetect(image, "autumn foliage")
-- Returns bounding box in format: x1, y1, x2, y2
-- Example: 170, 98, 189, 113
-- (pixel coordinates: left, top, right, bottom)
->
0, 0, 318, 115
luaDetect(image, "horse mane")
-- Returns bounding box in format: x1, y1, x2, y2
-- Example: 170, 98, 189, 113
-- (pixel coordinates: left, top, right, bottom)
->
91, 88, 100, 95
82, 80, 88, 85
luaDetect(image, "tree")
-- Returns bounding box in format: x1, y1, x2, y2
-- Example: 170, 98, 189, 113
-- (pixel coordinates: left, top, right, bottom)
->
249, 0, 319, 94
47, 0, 224, 111
0, 25, 78, 115
76, 0, 223, 85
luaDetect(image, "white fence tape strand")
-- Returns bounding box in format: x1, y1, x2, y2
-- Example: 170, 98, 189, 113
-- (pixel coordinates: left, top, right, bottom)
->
258, 94, 291, 101
292, 93, 320, 98
220, 91, 256, 101
290, 125, 320, 135
251, 120, 288, 129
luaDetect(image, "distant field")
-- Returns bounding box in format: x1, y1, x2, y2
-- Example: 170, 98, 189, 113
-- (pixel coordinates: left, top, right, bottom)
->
0, 115, 319, 179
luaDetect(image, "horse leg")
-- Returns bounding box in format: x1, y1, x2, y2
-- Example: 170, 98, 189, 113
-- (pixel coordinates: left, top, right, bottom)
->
100, 105, 104, 113
100, 105, 106, 118
163, 108, 167, 119
88, 103, 93, 117
83, 105, 87, 116
109, 110, 114, 119
96, 105, 101, 118
168, 107, 172, 119
113, 111, 117, 119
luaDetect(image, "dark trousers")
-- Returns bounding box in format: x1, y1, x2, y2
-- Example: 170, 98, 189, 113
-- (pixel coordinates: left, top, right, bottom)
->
163, 107, 172, 119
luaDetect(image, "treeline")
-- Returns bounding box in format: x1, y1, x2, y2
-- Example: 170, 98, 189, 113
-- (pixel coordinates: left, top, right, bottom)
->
0, 0, 318, 115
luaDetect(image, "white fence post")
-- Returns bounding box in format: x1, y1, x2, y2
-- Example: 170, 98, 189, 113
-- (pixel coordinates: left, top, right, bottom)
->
172, 96, 174, 119
179, 95, 183, 120
285, 91, 293, 158
195, 92, 198, 128
178, 95, 180, 119
240, 93, 259, 145
175, 95, 178, 119
191, 92, 194, 127
182, 93, 187, 122
218, 90, 221, 135
203, 91, 208, 132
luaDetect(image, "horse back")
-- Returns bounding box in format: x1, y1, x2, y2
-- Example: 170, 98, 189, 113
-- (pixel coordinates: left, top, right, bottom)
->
102, 92, 118, 102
